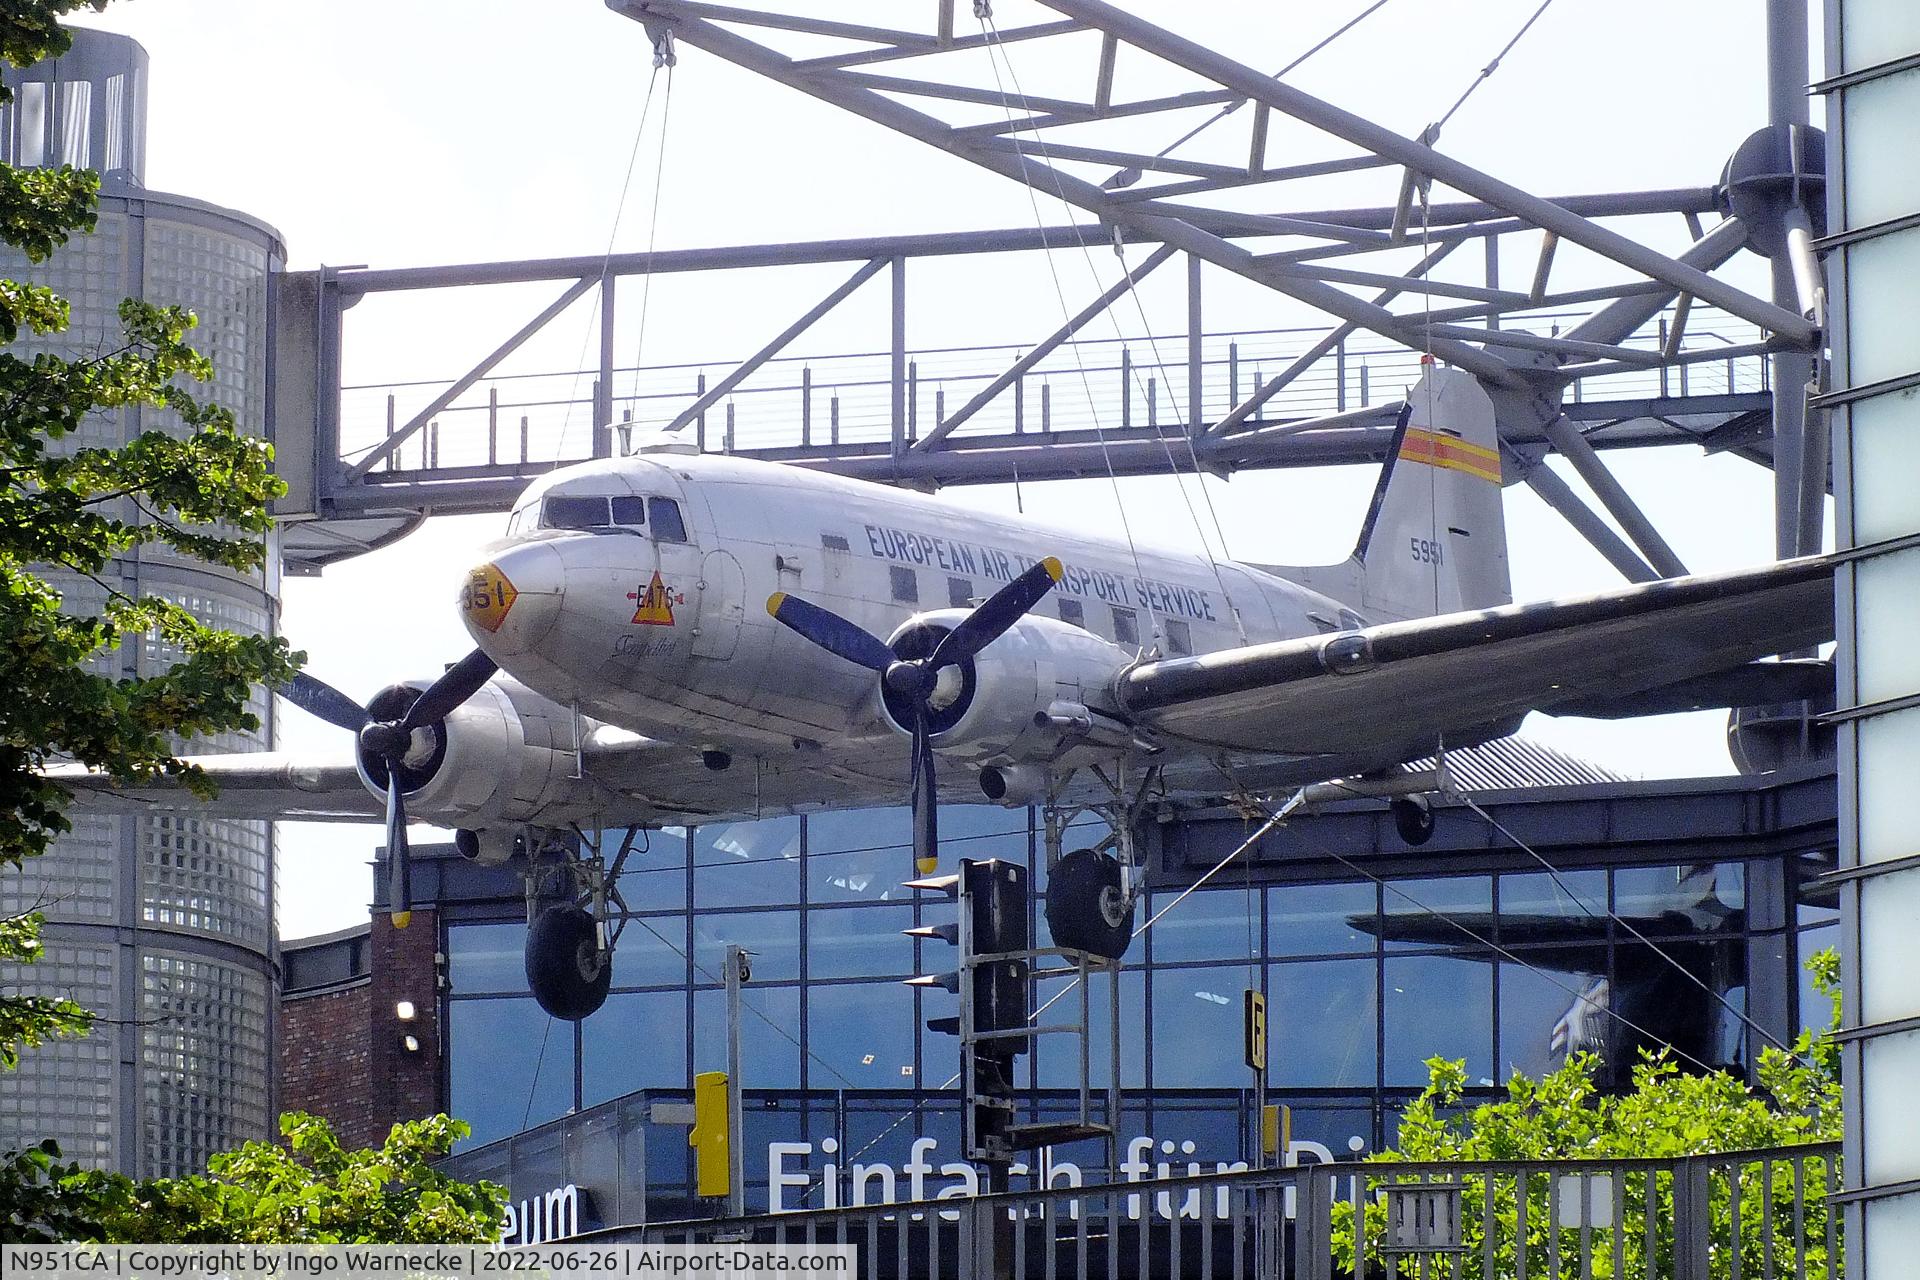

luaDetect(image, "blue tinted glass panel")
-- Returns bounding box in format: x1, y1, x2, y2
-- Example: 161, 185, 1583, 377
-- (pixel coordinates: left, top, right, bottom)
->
940, 806, 1031, 868
583, 990, 689, 1103
1032, 969, 1145, 1089
447, 921, 529, 995
1615, 863, 1743, 923
1269, 881, 1378, 957
694, 985, 800, 1087
611, 914, 690, 988
1278, 1101, 1377, 1162
1269, 958, 1376, 1087
1381, 875, 1493, 951
1151, 965, 1257, 1086
1148, 889, 1260, 964
1499, 960, 1598, 1083
694, 910, 799, 984
693, 818, 800, 909
808, 808, 914, 903
807, 904, 914, 980
1498, 870, 1608, 924
1384, 954, 1493, 1086
806, 980, 916, 1088
447, 997, 574, 1147
619, 828, 688, 913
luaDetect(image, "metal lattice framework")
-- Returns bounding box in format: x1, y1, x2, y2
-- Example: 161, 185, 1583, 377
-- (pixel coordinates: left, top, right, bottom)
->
284, 1, 1828, 587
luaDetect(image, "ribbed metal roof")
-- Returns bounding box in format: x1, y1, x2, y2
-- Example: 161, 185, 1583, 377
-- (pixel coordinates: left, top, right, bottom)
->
1408, 735, 1630, 792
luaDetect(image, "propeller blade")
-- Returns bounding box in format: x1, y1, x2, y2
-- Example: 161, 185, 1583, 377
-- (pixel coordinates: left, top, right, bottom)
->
386, 771, 412, 928
766, 592, 894, 672
930, 556, 1064, 668
280, 672, 370, 734
910, 709, 938, 875
400, 648, 499, 732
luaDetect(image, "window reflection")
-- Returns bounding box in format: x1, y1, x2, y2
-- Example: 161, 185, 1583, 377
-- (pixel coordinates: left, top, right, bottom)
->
1380, 876, 1493, 951
1151, 965, 1257, 1086
447, 922, 529, 995
613, 828, 687, 914
1033, 969, 1145, 1089
693, 818, 799, 909
1499, 959, 1601, 1081
1147, 889, 1260, 964
583, 991, 689, 1103
808, 808, 914, 903
1270, 881, 1377, 957
609, 915, 689, 989
806, 981, 916, 1088
808, 905, 913, 980
1384, 955, 1493, 1086
694, 910, 798, 984
1269, 958, 1375, 1088
448, 997, 573, 1148
694, 985, 800, 1088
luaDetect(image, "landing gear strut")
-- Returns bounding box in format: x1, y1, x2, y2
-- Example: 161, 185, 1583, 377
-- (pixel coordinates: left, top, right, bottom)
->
519, 825, 641, 1021
1039, 763, 1162, 961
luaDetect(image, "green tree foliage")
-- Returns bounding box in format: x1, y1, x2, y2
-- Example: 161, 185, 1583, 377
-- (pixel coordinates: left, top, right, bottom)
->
1333, 951, 1843, 1278
3, 1113, 506, 1243
0, 2, 297, 1066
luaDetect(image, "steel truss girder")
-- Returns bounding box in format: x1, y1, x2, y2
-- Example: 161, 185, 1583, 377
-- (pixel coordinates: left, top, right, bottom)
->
615, 0, 1815, 358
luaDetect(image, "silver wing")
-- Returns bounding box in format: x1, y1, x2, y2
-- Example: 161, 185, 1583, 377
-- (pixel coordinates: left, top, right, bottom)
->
1116, 555, 1835, 758
44, 754, 383, 821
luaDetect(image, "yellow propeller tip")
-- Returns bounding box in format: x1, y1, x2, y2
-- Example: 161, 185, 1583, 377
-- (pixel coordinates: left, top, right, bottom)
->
1042, 556, 1064, 582
766, 592, 787, 616
391, 910, 412, 930
915, 856, 939, 875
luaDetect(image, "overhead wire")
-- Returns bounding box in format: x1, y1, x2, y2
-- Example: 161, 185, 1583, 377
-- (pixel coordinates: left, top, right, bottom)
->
557, 57, 668, 459
1453, 789, 1806, 1062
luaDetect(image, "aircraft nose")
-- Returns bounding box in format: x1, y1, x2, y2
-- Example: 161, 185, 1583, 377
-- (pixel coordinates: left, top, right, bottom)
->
460, 541, 564, 657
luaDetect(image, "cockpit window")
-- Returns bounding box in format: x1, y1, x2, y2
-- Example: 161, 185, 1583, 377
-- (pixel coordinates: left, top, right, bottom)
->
610, 496, 647, 526
544, 495, 613, 529
649, 497, 688, 543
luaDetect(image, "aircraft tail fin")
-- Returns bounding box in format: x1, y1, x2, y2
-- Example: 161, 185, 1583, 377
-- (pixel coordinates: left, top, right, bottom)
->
1254, 366, 1511, 623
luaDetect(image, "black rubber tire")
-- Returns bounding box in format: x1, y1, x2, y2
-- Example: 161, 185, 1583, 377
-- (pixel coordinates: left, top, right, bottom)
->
1045, 848, 1135, 961
1392, 795, 1436, 846
525, 904, 613, 1021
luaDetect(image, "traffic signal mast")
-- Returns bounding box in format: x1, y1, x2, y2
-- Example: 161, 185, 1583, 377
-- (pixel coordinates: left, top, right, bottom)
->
908, 858, 1121, 1182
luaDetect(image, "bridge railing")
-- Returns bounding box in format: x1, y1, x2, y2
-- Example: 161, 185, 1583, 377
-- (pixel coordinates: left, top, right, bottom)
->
615, 1141, 1839, 1279
336, 304, 1770, 481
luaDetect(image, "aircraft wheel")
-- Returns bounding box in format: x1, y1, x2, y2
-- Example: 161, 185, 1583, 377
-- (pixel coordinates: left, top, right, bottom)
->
525, 904, 612, 1021
1045, 849, 1135, 961
1392, 795, 1436, 846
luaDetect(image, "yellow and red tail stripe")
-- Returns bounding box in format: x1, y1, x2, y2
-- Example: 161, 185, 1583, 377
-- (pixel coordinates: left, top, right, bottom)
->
1400, 428, 1502, 483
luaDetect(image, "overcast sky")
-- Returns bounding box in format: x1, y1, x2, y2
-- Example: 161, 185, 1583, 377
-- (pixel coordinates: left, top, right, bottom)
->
64, 1, 1823, 938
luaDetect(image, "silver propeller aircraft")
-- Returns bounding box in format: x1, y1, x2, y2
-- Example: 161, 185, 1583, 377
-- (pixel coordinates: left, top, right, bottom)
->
56, 367, 1835, 1019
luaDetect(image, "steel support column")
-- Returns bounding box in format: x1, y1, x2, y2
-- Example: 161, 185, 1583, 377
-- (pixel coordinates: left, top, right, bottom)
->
1824, 0, 1920, 1271
1769, 0, 1818, 558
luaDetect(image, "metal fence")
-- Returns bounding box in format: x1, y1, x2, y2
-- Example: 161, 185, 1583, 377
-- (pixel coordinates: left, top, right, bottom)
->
615, 1142, 1840, 1279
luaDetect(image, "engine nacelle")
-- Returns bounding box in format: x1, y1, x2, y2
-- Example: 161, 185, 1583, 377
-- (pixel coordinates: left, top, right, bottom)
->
354, 678, 595, 838
878, 611, 1135, 765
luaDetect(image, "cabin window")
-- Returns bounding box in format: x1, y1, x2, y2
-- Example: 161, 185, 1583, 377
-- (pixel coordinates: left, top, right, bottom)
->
947, 577, 974, 608
821, 533, 851, 552
648, 497, 688, 543
890, 565, 919, 605
543, 494, 611, 529
1164, 618, 1193, 656
1111, 606, 1139, 646
609, 496, 647, 526
1058, 599, 1085, 629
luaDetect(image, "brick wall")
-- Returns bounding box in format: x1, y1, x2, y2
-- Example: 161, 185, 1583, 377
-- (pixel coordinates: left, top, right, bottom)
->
278, 910, 443, 1150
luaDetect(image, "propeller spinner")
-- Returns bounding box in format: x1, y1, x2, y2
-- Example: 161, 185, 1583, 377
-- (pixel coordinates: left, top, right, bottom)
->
768, 556, 1064, 875
280, 648, 499, 927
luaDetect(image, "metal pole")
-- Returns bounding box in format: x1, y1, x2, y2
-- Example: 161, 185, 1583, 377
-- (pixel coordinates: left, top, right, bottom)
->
1187, 251, 1203, 434
724, 944, 747, 1218
596, 273, 615, 457
891, 255, 907, 457
1768, 0, 1815, 558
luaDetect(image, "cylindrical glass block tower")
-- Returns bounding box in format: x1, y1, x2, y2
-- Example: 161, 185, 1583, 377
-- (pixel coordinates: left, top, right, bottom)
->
0, 28, 285, 1176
